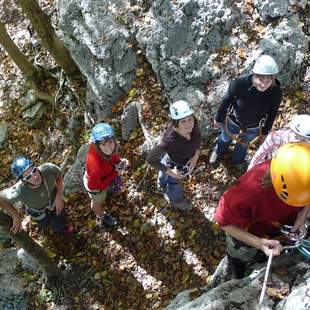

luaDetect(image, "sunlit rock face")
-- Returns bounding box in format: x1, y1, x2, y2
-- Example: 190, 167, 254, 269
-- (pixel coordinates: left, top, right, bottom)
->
58, 0, 308, 137
58, 0, 137, 122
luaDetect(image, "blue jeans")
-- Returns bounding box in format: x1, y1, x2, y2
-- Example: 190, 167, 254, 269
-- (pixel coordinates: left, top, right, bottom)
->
158, 171, 184, 204
215, 117, 260, 164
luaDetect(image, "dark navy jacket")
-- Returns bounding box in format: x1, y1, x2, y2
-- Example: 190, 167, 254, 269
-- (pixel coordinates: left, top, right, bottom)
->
215, 74, 282, 135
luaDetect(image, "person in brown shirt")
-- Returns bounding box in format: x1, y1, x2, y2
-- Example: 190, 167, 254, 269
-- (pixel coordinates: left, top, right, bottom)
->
147, 100, 201, 211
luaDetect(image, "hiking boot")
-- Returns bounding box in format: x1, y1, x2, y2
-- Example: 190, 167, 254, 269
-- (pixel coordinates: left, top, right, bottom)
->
227, 255, 246, 279
209, 149, 219, 164
172, 198, 193, 211
97, 214, 118, 228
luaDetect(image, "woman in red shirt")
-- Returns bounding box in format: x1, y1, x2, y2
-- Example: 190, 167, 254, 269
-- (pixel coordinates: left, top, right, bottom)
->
84, 123, 128, 228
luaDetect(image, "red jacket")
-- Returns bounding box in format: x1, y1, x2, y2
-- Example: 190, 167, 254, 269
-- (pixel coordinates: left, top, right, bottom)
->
85, 143, 120, 190
215, 160, 302, 237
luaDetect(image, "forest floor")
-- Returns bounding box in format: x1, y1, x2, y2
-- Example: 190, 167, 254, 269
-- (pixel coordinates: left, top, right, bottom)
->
0, 1, 309, 309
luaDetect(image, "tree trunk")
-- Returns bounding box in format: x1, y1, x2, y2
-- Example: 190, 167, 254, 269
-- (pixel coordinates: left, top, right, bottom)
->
0, 209, 64, 296
18, 0, 82, 82
0, 21, 45, 87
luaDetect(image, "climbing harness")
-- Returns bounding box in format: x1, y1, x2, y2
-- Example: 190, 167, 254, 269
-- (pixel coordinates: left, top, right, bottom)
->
162, 154, 191, 177
224, 108, 266, 146
280, 225, 310, 258
26, 177, 54, 221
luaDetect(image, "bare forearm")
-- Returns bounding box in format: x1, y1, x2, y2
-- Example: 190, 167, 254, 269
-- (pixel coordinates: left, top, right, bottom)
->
0, 196, 20, 218
55, 175, 64, 195
222, 225, 261, 249
192, 149, 200, 162
299, 206, 310, 220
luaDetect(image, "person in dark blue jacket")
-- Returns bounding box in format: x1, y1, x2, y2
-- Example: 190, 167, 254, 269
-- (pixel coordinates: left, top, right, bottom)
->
209, 55, 283, 169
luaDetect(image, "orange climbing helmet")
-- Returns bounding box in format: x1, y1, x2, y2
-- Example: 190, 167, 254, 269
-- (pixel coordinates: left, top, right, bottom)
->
271, 142, 310, 207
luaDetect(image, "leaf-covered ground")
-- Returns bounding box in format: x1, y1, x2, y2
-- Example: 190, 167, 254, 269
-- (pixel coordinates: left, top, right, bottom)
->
0, 1, 309, 309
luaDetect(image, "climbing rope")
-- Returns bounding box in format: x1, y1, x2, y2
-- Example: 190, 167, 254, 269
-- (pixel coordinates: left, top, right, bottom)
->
258, 225, 310, 307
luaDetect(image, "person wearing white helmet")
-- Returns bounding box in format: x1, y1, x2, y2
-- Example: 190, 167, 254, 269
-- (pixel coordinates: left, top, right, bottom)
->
248, 114, 310, 170
209, 55, 283, 171
146, 100, 201, 211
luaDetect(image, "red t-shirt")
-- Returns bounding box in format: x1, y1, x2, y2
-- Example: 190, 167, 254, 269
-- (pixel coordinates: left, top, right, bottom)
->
215, 160, 302, 237
85, 143, 120, 190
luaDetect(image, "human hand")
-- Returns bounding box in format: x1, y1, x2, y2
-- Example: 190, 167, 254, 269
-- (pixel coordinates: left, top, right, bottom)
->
259, 238, 282, 257
11, 213, 22, 234
55, 195, 64, 215
213, 119, 222, 129
91, 202, 104, 216
291, 218, 308, 235
291, 207, 310, 235
186, 158, 197, 175
115, 159, 129, 174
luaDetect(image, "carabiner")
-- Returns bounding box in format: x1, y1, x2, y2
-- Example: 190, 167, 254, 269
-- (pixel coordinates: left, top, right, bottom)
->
280, 225, 306, 241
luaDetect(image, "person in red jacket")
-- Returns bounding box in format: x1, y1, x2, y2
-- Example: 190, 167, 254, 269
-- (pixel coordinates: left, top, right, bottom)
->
84, 123, 128, 228
214, 142, 310, 279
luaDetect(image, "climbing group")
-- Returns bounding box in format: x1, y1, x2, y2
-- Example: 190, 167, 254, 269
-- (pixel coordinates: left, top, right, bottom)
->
1, 54, 310, 282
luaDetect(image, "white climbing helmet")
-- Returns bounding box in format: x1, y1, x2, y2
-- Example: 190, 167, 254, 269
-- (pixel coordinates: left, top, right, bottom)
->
290, 114, 310, 141
252, 55, 279, 75
170, 100, 193, 120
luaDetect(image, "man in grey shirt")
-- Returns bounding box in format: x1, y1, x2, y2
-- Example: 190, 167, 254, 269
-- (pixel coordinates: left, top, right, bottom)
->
0, 156, 70, 234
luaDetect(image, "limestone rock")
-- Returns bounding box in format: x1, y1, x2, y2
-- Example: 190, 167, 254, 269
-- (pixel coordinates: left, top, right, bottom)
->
242, 15, 309, 89
121, 101, 139, 140
63, 143, 90, 195
0, 120, 10, 149
57, 0, 137, 122
0, 248, 27, 310
21, 101, 46, 127
167, 251, 310, 310
253, 0, 290, 20
136, 0, 237, 108
18, 89, 46, 128
17, 248, 39, 272
18, 89, 36, 107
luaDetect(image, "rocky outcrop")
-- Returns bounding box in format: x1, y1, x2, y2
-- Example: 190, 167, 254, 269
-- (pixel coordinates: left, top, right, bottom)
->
167, 252, 310, 310
63, 143, 90, 195
0, 120, 10, 149
18, 90, 46, 128
242, 15, 309, 89
57, 0, 308, 135
57, 0, 137, 122
0, 248, 27, 310
135, 0, 238, 108
135, 0, 308, 133
121, 101, 139, 140
253, 0, 308, 21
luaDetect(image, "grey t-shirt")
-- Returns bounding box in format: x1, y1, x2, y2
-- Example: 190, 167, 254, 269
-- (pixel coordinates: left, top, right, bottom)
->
0, 163, 61, 211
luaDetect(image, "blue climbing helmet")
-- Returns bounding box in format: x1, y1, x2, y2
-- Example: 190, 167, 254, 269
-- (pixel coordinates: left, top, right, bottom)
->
91, 123, 115, 143
11, 156, 33, 179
